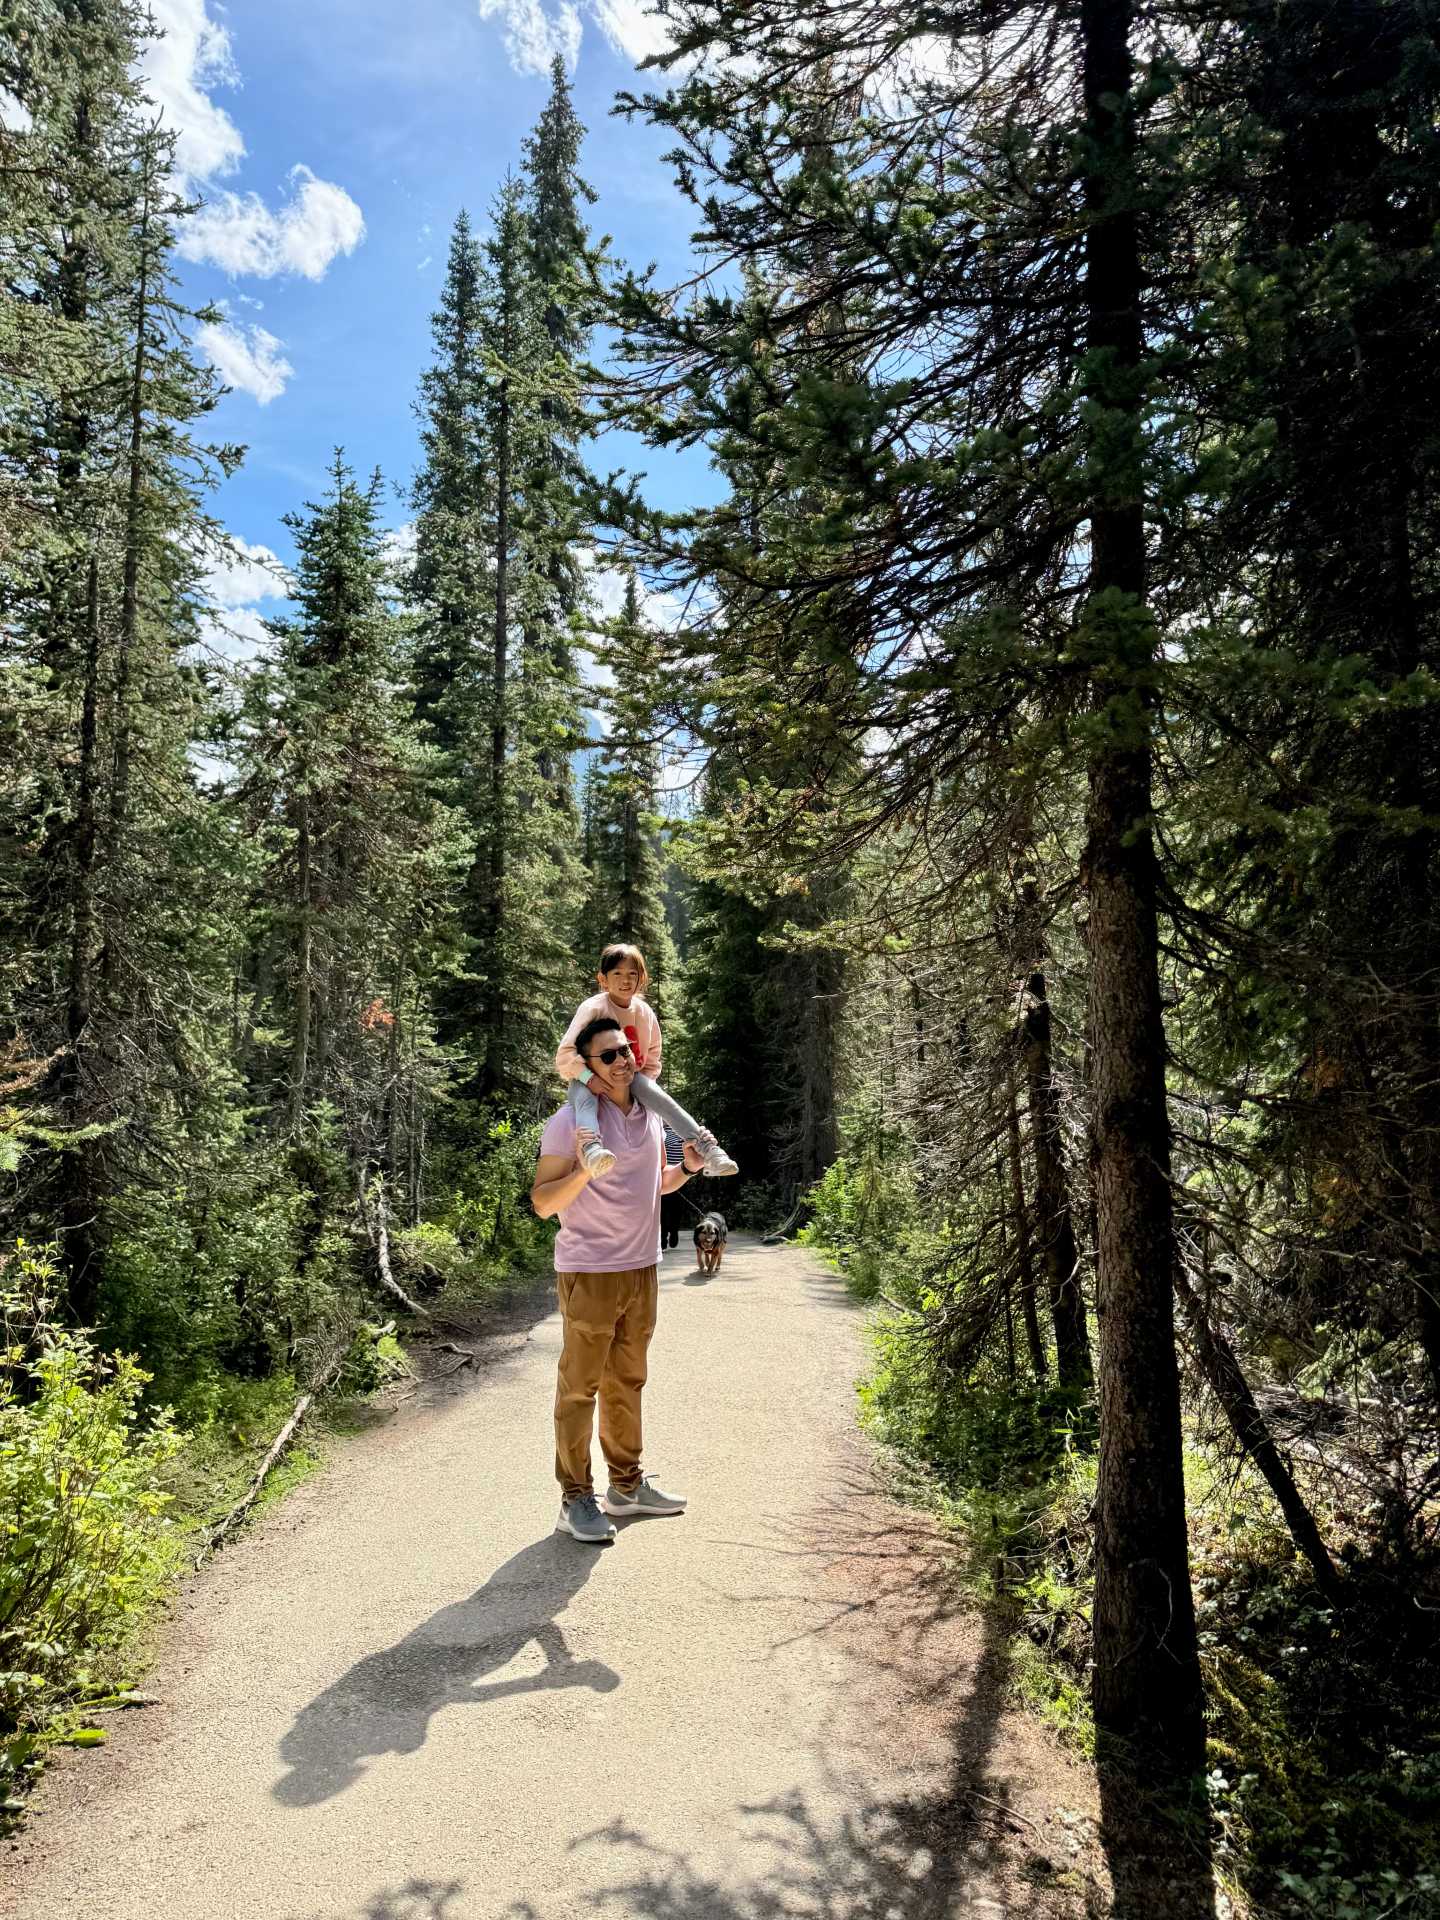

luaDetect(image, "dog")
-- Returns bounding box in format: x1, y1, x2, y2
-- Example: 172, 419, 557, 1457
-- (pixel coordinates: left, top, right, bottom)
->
693, 1210, 728, 1276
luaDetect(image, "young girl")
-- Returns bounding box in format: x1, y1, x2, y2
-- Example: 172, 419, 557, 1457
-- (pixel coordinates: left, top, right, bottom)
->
555, 943, 739, 1180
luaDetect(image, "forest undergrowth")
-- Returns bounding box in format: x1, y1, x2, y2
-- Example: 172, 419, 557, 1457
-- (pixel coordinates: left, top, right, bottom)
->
802, 1158, 1440, 1920
0, 1111, 552, 1821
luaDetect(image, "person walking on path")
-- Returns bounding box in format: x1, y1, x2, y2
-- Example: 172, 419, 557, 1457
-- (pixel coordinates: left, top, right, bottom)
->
531, 1015, 707, 1543
660, 1125, 687, 1250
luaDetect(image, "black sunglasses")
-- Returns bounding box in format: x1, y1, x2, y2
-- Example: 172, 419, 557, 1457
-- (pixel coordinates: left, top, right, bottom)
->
590, 1043, 634, 1066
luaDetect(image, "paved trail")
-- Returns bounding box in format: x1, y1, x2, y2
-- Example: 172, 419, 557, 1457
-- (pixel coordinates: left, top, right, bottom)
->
4, 1238, 1104, 1920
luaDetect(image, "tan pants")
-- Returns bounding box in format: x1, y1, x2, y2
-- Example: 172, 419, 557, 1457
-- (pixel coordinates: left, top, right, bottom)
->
554, 1267, 658, 1502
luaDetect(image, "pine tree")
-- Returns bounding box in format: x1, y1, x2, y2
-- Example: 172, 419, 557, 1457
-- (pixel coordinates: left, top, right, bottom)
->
243, 453, 466, 1199
1, 5, 248, 1321
408, 211, 488, 767
582, 574, 677, 1009
520, 51, 596, 654
407, 180, 585, 1106
608, 0, 1206, 1776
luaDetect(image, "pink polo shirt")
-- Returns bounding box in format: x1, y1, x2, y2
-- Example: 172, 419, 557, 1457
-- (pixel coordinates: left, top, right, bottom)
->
540, 1097, 664, 1273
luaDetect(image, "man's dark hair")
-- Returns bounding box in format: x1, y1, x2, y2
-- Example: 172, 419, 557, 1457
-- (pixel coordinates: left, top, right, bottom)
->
574, 1015, 624, 1060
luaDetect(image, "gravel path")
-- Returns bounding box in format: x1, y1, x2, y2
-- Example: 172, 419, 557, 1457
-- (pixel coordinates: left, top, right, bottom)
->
3, 1236, 1106, 1920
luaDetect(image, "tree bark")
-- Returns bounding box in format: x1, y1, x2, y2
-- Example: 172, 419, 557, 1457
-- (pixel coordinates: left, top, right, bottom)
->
1019, 970, 1090, 1387
1005, 1078, 1048, 1381
289, 792, 313, 1131
61, 555, 104, 1323
480, 372, 510, 1097
100, 156, 153, 992
1081, 0, 1205, 1775
1171, 1266, 1342, 1600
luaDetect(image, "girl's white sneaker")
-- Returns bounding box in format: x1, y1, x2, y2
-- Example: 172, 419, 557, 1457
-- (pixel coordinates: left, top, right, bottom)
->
581, 1139, 616, 1178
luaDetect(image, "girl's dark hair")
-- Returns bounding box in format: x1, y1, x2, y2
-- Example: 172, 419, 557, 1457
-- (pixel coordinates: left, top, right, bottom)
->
598, 942, 649, 988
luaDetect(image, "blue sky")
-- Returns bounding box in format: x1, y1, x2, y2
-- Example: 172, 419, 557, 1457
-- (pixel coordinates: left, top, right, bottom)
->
139, 0, 718, 642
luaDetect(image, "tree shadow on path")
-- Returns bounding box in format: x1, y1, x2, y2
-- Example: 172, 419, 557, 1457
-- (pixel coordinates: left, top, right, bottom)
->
297, 1877, 467, 1920
273, 1532, 617, 1809
534, 1466, 1218, 1920
521, 1469, 1048, 1920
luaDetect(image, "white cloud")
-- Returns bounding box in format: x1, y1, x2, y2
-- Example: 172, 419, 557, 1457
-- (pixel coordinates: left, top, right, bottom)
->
381, 522, 418, 570
869, 33, 957, 115
591, 0, 674, 65
138, 0, 245, 180
417, 255, 433, 272
477, 0, 583, 76
196, 603, 274, 666
196, 321, 293, 404
137, 0, 364, 292
202, 534, 291, 608
178, 165, 365, 280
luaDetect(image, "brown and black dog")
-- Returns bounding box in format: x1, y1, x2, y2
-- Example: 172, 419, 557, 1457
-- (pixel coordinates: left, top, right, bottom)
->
693, 1210, 728, 1276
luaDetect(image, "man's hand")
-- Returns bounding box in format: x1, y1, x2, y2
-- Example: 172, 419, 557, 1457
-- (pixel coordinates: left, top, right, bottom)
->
681, 1137, 707, 1174
574, 1128, 599, 1179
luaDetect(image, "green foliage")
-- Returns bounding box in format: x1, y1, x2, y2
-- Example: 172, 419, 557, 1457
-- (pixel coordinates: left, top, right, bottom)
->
339, 1321, 412, 1395
1196, 1525, 1440, 1919
580, 573, 679, 1008
100, 1166, 315, 1414
799, 1127, 916, 1300
0, 1245, 183, 1803
426, 1108, 553, 1297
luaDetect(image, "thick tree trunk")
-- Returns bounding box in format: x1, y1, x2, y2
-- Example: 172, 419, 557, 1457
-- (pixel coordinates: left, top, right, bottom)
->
289, 794, 313, 1130
101, 170, 152, 992
1081, 0, 1205, 1775
62, 555, 105, 1323
1019, 970, 1090, 1386
1005, 1078, 1048, 1381
480, 378, 511, 1098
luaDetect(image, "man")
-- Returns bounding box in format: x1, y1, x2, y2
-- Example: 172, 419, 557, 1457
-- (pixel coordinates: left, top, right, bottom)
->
659, 1125, 687, 1250
530, 1015, 707, 1544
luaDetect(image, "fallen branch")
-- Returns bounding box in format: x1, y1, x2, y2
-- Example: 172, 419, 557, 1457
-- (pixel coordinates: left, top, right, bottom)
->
391, 1348, 476, 1403
196, 1347, 346, 1568
762, 1203, 804, 1245
433, 1351, 475, 1377
965, 1788, 1041, 1832
357, 1174, 432, 1321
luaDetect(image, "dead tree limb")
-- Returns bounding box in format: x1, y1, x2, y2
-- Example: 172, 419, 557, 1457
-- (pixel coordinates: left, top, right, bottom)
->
1173, 1266, 1344, 1601
357, 1174, 431, 1320
195, 1347, 346, 1567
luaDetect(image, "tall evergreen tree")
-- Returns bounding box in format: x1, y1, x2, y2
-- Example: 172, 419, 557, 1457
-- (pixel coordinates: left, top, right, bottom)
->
241, 454, 465, 1196
407, 178, 586, 1106
582, 573, 677, 1007
608, 0, 1206, 1776
1, 5, 247, 1320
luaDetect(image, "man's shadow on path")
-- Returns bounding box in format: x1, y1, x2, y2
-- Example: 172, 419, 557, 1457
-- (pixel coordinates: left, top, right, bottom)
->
273, 1532, 617, 1809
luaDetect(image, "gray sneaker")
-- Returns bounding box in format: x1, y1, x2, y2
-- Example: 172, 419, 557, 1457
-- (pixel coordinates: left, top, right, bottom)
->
556, 1493, 616, 1543
603, 1474, 688, 1517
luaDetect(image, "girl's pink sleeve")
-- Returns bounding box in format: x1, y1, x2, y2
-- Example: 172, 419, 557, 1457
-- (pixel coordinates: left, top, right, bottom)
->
555, 997, 598, 1081
640, 1001, 662, 1079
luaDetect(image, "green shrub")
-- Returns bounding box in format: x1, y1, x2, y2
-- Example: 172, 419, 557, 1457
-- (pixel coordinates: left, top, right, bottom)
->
339, 1320, 412, 1394
427, 1107, 552, 1294
0, 1244, 184, 1802
100, 1156, 316, 1411
800, 1139, 918, 1302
